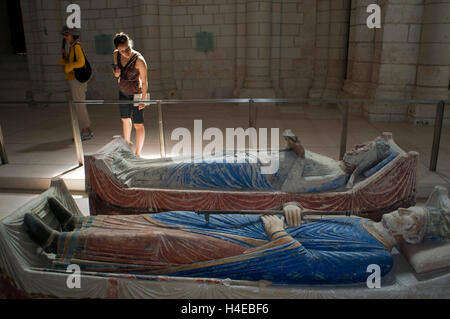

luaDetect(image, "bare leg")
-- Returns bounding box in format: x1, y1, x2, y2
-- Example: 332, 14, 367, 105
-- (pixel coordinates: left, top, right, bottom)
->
134, 123, 145, 157
122, 118, 132, 144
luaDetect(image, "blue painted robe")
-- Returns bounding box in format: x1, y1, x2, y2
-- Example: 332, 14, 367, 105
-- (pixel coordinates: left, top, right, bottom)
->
112, 149, 348, 193
150, 212, 393, 285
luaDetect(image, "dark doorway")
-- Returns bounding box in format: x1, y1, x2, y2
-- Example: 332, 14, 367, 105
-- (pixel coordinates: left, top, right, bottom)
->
6, 0, 26, 54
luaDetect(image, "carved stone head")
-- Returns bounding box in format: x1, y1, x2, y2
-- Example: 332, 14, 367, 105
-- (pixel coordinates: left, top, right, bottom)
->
342, 141, 390, 172
381, 207, 427, 244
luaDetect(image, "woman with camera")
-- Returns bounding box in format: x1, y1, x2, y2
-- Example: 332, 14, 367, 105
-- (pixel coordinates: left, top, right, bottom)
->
112, 32, 149, 157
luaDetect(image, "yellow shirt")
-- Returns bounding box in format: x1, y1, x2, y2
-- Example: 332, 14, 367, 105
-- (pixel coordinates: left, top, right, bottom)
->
59, 41, 86, 80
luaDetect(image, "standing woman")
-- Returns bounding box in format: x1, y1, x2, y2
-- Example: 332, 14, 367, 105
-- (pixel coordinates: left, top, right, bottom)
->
112, 33, 148, 157
59, 26, 93, 141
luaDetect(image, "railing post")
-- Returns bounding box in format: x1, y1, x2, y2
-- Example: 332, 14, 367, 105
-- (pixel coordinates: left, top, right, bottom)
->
339, 102, 349, 160
249, 98, 256, 128
0, 124, 8, 165
430, 100, 445, 172
157, 100, 166, 158
69, 101, 84, 165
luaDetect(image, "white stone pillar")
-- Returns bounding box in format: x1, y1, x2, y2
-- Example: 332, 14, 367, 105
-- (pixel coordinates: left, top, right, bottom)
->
342, 0, 377, 101
364, 0, 424, 121
236, 0, 276, 99
309, 0, 350, 100
410, 0, 450, 124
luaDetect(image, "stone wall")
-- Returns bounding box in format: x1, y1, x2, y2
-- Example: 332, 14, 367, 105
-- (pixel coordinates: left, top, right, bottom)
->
20, 0, 65, 100
19, 0, 324, 100
170, 0, 239, 98
368, 0, 424, 121
410, 0, 450, 123
17, 0, 450, 122
343, 0, 450, 122
278, 0, 316, 98
309, 0, 350, 100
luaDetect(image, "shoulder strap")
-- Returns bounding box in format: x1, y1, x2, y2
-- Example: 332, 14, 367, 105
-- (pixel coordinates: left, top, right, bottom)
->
122, 53, 138, 71
73, 43, 87, 63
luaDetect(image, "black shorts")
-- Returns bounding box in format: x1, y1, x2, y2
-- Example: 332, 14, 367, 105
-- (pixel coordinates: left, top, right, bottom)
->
119, 91, 144, 124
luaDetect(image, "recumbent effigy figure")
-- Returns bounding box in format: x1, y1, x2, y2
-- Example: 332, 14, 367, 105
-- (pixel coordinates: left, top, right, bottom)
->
99, 129, 394, 193
24, 186, 449, 285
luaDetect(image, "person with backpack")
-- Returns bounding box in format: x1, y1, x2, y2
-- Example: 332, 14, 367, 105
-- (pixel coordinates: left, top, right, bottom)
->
112, 32, 149, 157
59, 26, 93, 141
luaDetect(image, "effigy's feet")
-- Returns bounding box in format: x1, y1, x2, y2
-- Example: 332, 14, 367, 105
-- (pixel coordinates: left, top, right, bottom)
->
23, 213, 58, 254
48, 198, 76, 231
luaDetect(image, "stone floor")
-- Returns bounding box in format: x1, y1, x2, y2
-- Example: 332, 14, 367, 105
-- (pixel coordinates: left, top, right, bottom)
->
0, 101, 449, 204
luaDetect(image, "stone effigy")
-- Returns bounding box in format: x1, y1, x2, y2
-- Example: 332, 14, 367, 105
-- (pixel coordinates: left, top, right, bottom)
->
22, 185, 449, 285
91, 130, 390, 193
86, 131, 418, 218
1, 179, 448, 298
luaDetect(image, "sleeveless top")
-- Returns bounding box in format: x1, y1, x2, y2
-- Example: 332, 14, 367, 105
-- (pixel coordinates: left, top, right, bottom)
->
117, 51, 142, 95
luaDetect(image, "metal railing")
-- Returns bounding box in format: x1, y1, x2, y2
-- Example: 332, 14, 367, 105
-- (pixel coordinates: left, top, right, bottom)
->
430, 101, 446, 172
0, 98, 448, 171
